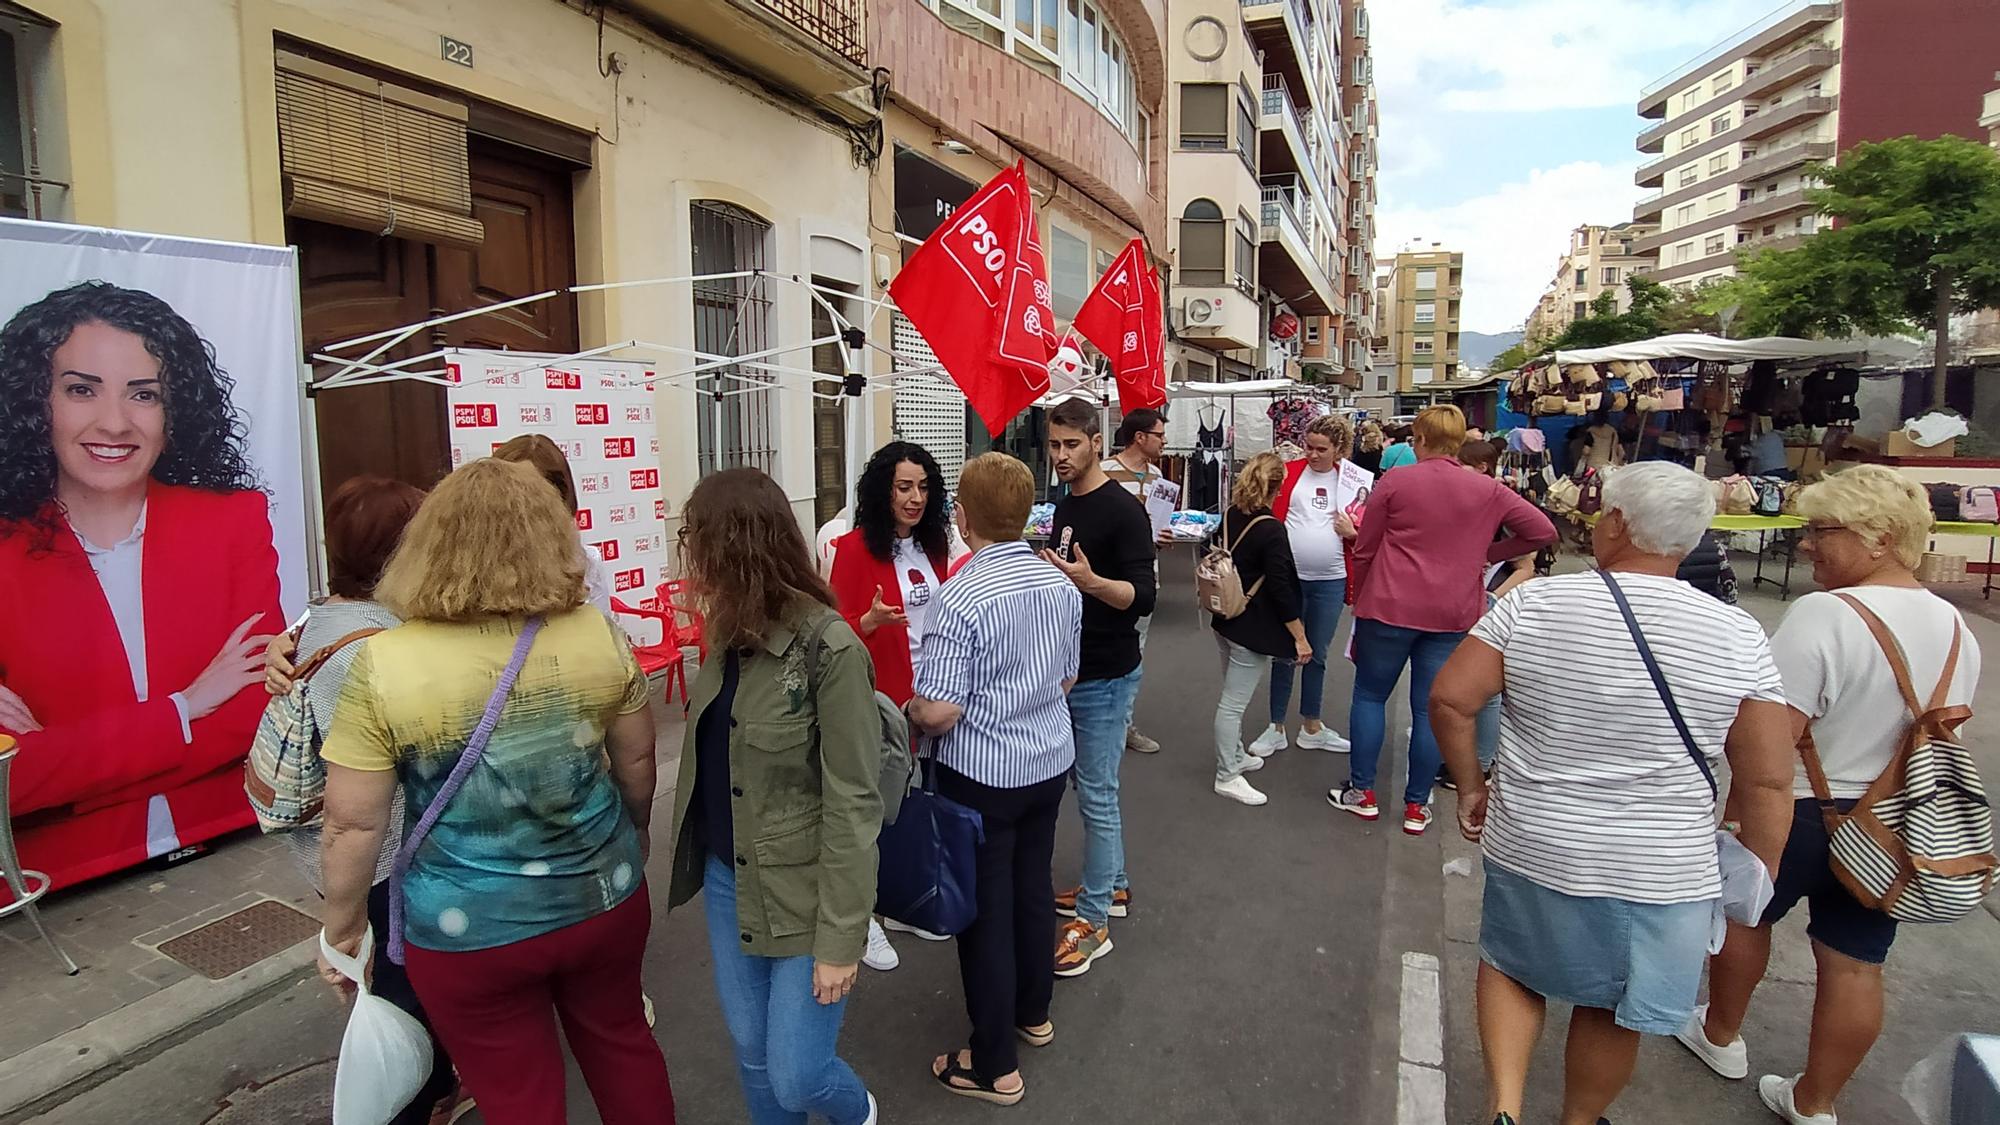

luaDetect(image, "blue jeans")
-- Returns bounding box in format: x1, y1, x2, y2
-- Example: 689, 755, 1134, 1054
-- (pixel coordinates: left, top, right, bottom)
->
702, 855, 871, 1125
1068, 667, 1141, 927
1346, 618, 1466, 807
1270, 578, 1347, 725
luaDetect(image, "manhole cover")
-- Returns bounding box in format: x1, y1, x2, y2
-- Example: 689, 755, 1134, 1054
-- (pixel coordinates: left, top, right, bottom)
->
157, 900, 320, 980
203, 1060, 334, 1124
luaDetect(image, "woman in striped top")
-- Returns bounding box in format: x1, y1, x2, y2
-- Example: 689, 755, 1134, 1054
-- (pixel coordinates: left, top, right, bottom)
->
1430, 461, 1796, 1125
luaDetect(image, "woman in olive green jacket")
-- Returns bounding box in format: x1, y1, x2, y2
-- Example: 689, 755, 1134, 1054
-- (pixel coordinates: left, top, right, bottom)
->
668, 468, 883, 1125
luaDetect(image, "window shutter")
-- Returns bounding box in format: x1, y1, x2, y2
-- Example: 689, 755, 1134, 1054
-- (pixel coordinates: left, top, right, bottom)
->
892, 313, 968, 492
274, 51, 484, 249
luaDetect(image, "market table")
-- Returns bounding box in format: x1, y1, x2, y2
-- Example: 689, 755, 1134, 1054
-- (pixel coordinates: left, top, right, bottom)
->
1930, 521, 2000, 599
1711, 514, 1805, 599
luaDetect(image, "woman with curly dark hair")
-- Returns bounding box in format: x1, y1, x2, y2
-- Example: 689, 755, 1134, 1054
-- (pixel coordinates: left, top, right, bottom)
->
825, 440, 954, 968
667, 467, 881, 1125
0, 280, 282, 891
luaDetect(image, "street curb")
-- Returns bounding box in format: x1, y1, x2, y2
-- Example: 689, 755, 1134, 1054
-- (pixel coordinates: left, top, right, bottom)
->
0, 938, 316, 1122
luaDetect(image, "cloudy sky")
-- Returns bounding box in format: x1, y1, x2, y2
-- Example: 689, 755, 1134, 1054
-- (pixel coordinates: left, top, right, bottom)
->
1370, 0, 1772, 334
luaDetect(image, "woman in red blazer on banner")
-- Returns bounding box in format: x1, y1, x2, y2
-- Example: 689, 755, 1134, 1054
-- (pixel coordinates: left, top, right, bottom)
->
0, 282, 282, 893
827, 440, 955, 970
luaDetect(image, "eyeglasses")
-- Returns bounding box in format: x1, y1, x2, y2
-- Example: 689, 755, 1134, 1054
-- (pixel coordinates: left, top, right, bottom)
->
1144, 429, 1167, 440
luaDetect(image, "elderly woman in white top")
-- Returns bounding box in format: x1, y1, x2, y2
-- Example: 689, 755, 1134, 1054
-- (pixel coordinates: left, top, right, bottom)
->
1677, 465, 1981, 1125
1430, 462, 1797, 1125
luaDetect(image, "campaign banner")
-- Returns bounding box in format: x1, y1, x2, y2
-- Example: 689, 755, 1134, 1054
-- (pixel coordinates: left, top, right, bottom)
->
0, 217, 308, 888
443, 350, 670, 607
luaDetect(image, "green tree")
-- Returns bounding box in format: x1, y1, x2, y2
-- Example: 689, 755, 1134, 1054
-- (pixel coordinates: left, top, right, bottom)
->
1490, 340, 1538, 373
1713, 135, 2000, 408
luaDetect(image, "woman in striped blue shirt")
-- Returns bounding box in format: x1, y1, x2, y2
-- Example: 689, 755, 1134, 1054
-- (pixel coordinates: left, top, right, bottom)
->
911, 452, 1082, 1108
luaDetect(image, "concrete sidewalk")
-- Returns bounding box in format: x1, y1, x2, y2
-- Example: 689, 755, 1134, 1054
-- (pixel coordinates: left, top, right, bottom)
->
1436, 565, 2000, 1125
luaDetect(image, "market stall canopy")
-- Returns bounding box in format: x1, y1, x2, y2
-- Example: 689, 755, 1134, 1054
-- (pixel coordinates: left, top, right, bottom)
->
1554, 333, 1859, 365
1172, 378, 1300, 395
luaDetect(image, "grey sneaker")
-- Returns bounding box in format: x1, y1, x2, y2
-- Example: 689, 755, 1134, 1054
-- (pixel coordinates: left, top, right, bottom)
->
1126, 727, 1160, 753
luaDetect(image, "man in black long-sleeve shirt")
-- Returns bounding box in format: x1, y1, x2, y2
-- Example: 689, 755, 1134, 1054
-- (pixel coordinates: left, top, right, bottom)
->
1039, 398, 1156, 978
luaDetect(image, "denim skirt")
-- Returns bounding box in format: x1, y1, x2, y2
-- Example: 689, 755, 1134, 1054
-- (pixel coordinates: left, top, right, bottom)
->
1479, 859, 1712, 1035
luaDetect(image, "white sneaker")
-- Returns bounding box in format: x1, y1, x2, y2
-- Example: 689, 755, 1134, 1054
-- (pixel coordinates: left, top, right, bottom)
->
1215, 775, 1269, 805
1675, 1004, 1747, 1079
861, 1091, 879, 1125
1297, 726, 1351, 752
1758, 1074, 1837, 1124
1238, 753, 1266, 773
882, 918, 951, 942
1248, 724, 1289, 757
862, 918, 899, 971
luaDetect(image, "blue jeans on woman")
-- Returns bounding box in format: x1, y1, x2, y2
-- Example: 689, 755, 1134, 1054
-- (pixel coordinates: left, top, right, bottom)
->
1346, 617, 1466, 807
1269, 578, 1347, 726
702, 855, 872, 1125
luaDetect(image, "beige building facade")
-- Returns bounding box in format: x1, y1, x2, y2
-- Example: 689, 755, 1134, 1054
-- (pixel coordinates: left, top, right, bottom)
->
1523, 222, 1657, 344
1629, 3, 1842, 286
7, 0, 881, 531
1379, 245, 1461, 401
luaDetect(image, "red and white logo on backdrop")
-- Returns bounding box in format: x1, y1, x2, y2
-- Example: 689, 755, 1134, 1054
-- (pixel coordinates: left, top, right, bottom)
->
546, 369, 582, 390
629, 468, 659, 491
594, 539, 621, 562
1073, 238, 1166, 411
890, 161, 1056, 436
576, 403, 610, 425
604, 436, 636, 459
453, 403, 499, 428
575, 509, 594, 531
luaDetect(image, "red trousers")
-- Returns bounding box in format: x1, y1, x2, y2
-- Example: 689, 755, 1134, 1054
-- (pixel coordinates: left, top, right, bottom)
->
404, 885, 675, 1125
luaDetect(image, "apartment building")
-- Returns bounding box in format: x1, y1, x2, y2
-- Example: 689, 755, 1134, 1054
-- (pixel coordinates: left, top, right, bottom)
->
1630, 0, 2000, 287
1379, 245, 1463, 408
1523, 222, 1656, 343
1166, 0, 1359, 395
869, 0, 1165, 487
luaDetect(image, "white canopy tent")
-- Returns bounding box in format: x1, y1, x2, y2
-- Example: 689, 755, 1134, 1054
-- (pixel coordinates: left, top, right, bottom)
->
1165, 378, 1305, 510
1554, 333, 1861, 366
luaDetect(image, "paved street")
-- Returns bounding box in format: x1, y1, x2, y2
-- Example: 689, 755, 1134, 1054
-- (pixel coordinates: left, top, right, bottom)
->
13, 548, 2000, 1124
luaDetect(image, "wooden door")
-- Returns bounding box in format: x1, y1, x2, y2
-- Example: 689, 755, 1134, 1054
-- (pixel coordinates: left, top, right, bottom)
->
295, 139, 579, 492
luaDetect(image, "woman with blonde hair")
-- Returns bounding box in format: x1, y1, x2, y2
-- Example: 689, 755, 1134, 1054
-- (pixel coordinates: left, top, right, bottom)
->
1679, 465, 1981, 1125
1207, 451, 1311, 807
668, 467, 882, 1125
315, 458, 674, 1124
1334, 405, 1556, 834
493, 433, 616, 616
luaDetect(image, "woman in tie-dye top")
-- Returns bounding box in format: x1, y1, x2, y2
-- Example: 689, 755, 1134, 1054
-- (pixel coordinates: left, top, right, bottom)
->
317, 458, 676, 1125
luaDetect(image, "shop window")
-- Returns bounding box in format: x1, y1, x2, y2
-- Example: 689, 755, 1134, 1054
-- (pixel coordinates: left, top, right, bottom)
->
691, 200, 776, 477
1179, 199, 1226, 286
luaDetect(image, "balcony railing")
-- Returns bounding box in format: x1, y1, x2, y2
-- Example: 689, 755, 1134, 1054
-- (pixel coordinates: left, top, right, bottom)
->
1641, 0, 1825, 99
755, 0, 864, 65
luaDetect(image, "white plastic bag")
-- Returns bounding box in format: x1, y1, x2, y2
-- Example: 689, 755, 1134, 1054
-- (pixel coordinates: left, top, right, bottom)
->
321, 926, 433, 1125
1707, 831, 1777, 954
1904, 411, 1970, 448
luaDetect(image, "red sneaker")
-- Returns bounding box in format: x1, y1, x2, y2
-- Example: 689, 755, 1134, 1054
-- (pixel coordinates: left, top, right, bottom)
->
1328, 785, 1378, 820
1402, 802, 1434, 836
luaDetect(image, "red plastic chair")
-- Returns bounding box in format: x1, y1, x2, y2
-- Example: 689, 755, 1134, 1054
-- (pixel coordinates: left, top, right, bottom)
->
611, 598, 685, 704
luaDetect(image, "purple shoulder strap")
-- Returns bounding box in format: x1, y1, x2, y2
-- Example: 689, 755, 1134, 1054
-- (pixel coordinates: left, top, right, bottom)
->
386, 616, 544, 965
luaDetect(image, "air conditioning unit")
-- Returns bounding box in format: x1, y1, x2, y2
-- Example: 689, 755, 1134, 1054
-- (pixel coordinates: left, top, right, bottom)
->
1184, 296, 1220, 327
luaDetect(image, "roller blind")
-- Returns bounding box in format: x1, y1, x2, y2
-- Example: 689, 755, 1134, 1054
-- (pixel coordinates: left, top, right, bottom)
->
274, 51, 484, 249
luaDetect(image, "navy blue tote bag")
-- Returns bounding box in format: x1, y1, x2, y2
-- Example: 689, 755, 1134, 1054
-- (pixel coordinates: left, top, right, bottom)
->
875, 754, 983, 936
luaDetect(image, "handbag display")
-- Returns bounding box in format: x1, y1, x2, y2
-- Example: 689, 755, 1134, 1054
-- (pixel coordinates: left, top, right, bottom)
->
1596, 571, 1774, 943
1800, 597, 1995, 923
875, 755, 984, 936
387, 616, 545, 965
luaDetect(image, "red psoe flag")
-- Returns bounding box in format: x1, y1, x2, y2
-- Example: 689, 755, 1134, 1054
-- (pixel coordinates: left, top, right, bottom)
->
889, 162, 1055, 436
1073, 238, 1166, 411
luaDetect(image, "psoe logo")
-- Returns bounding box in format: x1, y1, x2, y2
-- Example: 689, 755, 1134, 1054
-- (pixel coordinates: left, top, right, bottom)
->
577, 472, 615, 496
608, 503, 640, 526
518, 403, 555, 426
654, 499, 668, 521
574, 509, 594, 532
452, 403, 498, 428
604, 436, 637, 459
614, 567, 646, 592
546, 369, 582, 390
629, 468, 660, 491
594, 539, 621, 562
624, 404, 653, 425
575, 403, 611, 425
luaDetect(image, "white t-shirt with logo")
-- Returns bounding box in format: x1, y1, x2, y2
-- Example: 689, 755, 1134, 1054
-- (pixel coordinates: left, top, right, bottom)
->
893, 535, 942, 659
1284, 465, 1347, 581
1771, 585, 1981, 799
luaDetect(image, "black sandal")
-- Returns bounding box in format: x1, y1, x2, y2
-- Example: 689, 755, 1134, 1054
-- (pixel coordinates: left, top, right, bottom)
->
932, 1050, 1025, 1106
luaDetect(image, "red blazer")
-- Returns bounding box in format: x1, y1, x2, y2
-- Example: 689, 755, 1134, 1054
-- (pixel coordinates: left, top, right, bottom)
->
826, 528, 947, 706
0, 484, 284, 891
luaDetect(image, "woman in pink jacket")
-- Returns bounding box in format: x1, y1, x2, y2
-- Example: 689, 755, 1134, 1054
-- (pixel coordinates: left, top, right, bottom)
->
1327, 406, 1555, 835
